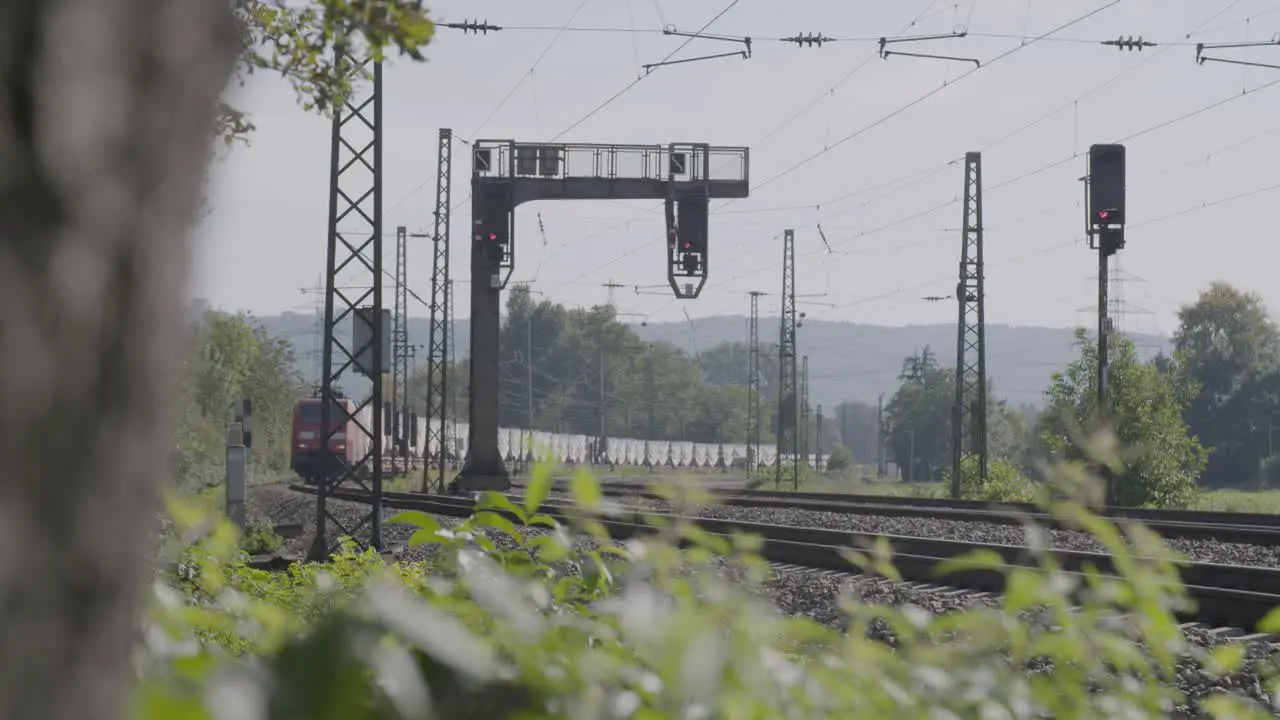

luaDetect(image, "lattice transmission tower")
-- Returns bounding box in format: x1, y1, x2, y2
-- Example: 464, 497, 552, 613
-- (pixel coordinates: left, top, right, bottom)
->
775, 229, 799, 489
392, 226, 410, 473
800, 355, 810, 467
951, 151, 988, 499
747, 291, 765, 478
310, 49, 385, 560
422, 128, 453, 493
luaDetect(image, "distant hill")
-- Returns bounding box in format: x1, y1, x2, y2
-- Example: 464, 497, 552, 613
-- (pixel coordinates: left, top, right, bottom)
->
253, 311, 1171, 408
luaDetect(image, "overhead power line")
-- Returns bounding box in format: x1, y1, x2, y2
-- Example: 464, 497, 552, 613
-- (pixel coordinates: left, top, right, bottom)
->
549, 0, 743, 141
806, 178, 1280, 316
560, 0, 1132, 284
564, 0, 1268, 291
463, 0, 592, 142
626, 75, 1280, 319
736, 0, 1124, 203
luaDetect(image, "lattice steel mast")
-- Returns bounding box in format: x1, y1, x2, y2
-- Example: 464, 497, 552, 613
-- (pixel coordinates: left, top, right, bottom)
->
800, 354, 810, 468
951, 151, 988, 499
423, 128, 453, 493
310, 50, 385, 560
393, 226, 410, 473
775, 229, 799, 489
747, 291, 764, 478
448, 277, 457, 451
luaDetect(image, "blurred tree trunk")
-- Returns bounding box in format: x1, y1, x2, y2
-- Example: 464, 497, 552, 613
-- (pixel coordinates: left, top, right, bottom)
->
0, 2, 236, 719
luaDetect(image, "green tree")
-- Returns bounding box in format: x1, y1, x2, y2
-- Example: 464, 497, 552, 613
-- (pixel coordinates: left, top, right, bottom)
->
1214, 368, 1280, 489
988, 402, 1030, 463
226, 1, 435, 142
1174, 282, 1280, 487
884, 348, 954, 482
832, 400, 881, 465
174, 311, 306, 490
484, 289, 751, 443
1041, 328, 1206, 508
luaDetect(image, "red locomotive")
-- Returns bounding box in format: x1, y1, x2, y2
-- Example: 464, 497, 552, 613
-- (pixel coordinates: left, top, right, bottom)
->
290, 396, 372, 484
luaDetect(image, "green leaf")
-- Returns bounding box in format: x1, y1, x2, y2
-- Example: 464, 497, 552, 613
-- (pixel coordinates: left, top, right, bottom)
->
571, 469, 603, 511
523, 462, 553, 516
529, 534, 569, 563
476, 491, 528, 525
474, 511, 524, 544
408, 526, 448, 546
130, 682, 212, 720
1258, 605, 1280, 634
1205, 642, 1246, 676
388, 511, 441, 531
934, 549, 1009, 577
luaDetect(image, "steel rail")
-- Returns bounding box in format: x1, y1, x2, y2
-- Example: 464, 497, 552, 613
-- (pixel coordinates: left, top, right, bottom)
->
291, 484, 1280, 628
509, 475, 1280, 529
507, 479, 1280, 545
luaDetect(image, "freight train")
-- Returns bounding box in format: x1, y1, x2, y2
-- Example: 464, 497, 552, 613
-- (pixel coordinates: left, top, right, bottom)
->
290, 396, 823, 482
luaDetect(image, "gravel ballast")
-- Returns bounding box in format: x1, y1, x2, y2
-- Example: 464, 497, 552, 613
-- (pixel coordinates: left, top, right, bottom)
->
515, 490, 1280, 569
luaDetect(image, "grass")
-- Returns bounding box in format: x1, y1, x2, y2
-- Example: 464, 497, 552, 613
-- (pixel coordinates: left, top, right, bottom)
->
767, 471, 1280, 513
1192, 488, 1280, 513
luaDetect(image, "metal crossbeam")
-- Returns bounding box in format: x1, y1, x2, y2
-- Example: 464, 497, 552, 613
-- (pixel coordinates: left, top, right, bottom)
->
311, 50, 384, 561
951, 151, 988, 498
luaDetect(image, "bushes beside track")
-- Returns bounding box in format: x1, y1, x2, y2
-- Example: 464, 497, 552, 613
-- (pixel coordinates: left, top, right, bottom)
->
142, 459, 1280, 719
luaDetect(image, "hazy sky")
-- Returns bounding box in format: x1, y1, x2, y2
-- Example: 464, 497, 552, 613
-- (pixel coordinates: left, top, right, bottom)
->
193, 0, 1280, 338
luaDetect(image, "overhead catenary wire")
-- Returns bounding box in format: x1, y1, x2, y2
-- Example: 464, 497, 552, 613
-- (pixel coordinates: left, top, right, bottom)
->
629, 100, 1280, 322
548, 0, 744, 142
587, 68, 1280, 324
737, 0, 1125, 203
379, 2, 591, 222
566, 0, 1274, 304
379, 0, 1274, 335
559, 0, 1136, 285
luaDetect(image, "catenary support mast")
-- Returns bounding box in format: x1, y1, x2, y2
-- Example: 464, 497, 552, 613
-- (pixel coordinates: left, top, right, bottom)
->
775, 229, 799, 489
392, 226, 409, 473
311, 50, 385, 560
422, 129, 453, 492
747, 291, 764, 478
951, 151, 988, 499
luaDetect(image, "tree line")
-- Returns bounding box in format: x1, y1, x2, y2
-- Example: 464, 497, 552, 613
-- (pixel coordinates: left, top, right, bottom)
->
181, 282, 1280, 505
859, 281, 1280, 507
410, 286, 784, 445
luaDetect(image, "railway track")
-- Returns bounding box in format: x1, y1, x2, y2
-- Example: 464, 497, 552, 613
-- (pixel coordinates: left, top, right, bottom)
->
291, 483, 1280, 629
508, 479, 1280, 546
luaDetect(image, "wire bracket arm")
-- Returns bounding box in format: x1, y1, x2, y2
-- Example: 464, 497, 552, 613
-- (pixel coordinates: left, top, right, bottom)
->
644, 25, 752, 73
879, 32, 978, 66
1196, 37, 1280, 70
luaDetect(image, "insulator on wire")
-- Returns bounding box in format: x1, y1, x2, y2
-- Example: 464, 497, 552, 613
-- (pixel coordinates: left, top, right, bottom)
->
443, 19, 502, 35
1101, 35, 1155, 51
781, 33, 834, 47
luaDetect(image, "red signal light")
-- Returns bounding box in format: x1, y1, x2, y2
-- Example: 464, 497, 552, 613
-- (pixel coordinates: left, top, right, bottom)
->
683, 241, 691, 249
488, 232, 498, 240
1097, 210, 1109, 220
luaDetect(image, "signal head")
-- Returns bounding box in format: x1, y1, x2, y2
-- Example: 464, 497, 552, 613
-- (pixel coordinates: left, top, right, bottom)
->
1095, 207, 1123, 225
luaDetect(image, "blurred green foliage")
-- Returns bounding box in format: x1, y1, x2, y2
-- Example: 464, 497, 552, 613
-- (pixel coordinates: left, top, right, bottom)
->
140, 458, 1280, 719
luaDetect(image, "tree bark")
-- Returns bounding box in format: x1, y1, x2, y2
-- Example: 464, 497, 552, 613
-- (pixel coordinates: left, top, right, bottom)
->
0, 1, 236, 718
